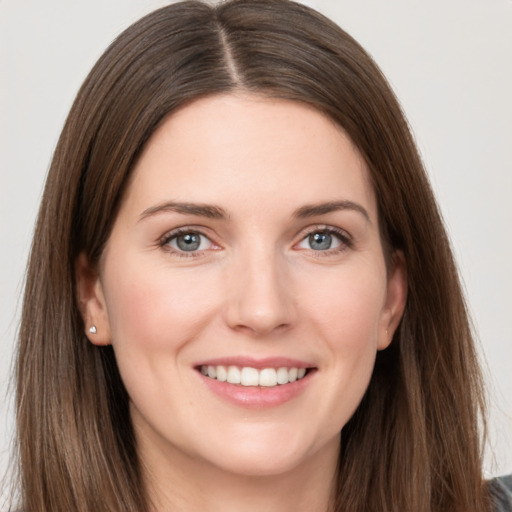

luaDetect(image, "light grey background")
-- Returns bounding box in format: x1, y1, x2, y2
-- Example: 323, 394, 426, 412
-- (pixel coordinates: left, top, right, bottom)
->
1, 0, 511, 496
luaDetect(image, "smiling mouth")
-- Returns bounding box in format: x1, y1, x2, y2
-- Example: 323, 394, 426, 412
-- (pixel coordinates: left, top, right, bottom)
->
198, 365, 313, 387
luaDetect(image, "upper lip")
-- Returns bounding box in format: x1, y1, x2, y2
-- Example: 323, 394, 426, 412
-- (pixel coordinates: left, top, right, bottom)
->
194, 356, 315, 370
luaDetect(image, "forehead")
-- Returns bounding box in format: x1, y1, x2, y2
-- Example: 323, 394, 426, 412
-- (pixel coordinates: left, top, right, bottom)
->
124, 93, 376, 220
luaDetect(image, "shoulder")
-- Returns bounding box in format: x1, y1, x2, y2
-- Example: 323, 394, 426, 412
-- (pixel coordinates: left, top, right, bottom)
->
489, 474, 512, 512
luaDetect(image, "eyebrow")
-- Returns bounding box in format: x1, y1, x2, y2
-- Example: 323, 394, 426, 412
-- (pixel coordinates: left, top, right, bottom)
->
138, 199, 370, 223
293, 200, 370, 222
139, 201, 228, 222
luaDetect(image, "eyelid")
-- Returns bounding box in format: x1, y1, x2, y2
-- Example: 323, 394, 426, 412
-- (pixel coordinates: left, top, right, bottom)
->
294, 224, 353, 253
159, 227, 220, 257
157, 223, 353, 258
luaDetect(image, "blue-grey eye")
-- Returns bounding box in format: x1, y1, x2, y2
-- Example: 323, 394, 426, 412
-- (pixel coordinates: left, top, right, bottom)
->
297, 229, 344, 251
309, 232, 333, 250
177, 233, 201, 251
167, 232, 211, 252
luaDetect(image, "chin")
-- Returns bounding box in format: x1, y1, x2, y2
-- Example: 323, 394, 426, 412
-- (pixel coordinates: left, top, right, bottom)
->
199, 426, 329, 478
211, 449, 309, 478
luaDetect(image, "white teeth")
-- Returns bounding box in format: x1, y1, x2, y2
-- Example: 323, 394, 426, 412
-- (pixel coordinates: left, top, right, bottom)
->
227, 366, 240, 384
276, 367, 289, 384
241, 367, 259, 386
259, 368, 277, 387
200, 365, 309, 387
216, 365, 227, 382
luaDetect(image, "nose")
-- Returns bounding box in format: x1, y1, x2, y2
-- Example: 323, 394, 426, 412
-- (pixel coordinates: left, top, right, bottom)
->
223, 249, 296, 337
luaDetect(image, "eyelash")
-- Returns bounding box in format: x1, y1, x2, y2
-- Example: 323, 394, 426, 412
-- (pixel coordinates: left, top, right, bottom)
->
159, 225, 353, 258
159, 228, 216, 258
296, 225, 353, 257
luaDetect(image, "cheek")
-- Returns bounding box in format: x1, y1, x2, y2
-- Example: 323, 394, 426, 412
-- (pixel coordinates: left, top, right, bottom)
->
102, 261, 220, 356
305, 260, 387, 345
302, 262, 386, 421
330, 278, 385, 374
100, 261, 223, 430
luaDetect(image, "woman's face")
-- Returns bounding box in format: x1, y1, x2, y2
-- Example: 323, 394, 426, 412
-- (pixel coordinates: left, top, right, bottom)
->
80, 94, 406, 479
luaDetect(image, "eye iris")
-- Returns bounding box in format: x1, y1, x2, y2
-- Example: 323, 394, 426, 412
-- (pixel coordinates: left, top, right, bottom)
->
176, 233, 201, 251
309, 232, 332, 250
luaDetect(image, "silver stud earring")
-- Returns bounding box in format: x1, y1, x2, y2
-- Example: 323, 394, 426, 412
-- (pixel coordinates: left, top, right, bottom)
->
89, 325, 97, 334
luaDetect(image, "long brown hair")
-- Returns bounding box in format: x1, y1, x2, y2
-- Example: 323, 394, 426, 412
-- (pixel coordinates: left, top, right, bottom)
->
14, 1, 490, 510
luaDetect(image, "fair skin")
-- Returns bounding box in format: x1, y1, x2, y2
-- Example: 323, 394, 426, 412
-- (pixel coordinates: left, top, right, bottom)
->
77, 94, 407, 512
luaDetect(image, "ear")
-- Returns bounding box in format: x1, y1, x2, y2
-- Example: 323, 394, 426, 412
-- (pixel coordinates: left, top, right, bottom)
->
378, 250, 407, 350
75, 252, 111, 346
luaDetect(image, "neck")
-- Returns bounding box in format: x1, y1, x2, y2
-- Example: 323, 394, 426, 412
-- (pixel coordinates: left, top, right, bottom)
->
139, 434, 339, 512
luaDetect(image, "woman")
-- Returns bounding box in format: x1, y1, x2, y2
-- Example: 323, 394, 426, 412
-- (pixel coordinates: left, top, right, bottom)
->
11, 0, 511, 510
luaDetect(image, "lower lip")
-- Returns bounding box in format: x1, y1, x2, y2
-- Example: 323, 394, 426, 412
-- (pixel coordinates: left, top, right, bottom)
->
197, 370, 316, 408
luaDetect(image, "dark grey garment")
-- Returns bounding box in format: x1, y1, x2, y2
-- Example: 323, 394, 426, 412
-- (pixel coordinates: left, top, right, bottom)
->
490, 474, 512, 511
